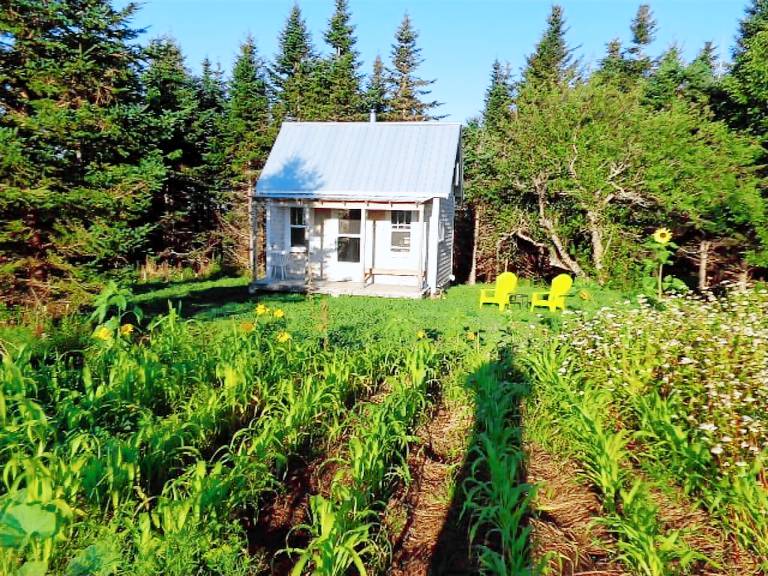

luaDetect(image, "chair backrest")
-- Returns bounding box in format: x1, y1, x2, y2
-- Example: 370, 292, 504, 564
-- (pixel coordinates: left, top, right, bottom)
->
495, 272, 518, 295
550, 274, 573, 296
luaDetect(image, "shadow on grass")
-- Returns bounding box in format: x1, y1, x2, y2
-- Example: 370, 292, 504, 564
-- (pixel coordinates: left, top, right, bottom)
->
426, 353, 534, 575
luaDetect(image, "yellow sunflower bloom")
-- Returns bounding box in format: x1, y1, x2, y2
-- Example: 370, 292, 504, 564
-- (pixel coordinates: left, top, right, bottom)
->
273, 308, 285, 319
277, 331, 291, 343
120, 323, 134, 336
93, 326, 112, 341
466, 331, 477, 342
416, 330, 426, 339
653, 227, 672, 245
256, 304, 268, 316
578, 290, 591, 301
241, 321, 255, 333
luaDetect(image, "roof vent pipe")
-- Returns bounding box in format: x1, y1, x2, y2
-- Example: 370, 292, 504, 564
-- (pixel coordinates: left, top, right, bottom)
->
369, 109, 376, 123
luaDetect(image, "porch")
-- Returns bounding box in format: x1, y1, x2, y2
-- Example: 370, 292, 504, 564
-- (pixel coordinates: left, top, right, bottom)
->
249, 278, 427, 299
253, 199, 437, 298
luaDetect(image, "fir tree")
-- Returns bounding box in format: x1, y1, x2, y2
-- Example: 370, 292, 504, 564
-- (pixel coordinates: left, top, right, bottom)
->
271, 3, 316, 120
386, 14, 442, 121
320, 0, 363, 120
142, 37, 201, 253
366, 54, 389, 116
724, 0, 768, 138
520, 5, 575, 88
483, 59, 513, 130
221, 36, 272, 269
625, 4, 657, 79
0, 0, 163, 297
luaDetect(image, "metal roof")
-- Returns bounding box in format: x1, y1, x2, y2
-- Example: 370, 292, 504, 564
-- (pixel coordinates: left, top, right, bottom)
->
255, 121, 462, 200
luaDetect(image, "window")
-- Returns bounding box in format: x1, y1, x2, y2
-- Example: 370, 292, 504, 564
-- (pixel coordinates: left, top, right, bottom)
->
391, 210, 412, 253
290, 207, 306, 248
337, 209, 361, 262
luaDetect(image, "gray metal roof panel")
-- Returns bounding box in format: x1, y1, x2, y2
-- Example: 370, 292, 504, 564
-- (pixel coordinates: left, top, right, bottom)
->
255, 122, 461, 199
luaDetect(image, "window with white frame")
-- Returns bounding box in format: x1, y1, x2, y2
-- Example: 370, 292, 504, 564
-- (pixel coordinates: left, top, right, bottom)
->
289, 207, 306, 248
391, 210, 412, 253
337, 209, 361, 262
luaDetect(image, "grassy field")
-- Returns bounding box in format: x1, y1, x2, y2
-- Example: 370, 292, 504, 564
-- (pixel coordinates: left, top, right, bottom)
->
0, 277, 766, 575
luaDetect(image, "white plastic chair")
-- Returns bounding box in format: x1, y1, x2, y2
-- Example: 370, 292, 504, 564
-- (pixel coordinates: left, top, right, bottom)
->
269, 249, 289, 280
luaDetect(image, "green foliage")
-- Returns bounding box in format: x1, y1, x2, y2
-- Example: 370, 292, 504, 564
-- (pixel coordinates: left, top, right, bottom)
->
386, 14, 442, 121
520, 5, 576, 89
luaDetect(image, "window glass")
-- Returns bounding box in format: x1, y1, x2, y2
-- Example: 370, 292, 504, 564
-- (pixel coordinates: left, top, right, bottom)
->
391, 210, 412, 253
337, 237, 360, 262
338, 209, 361, 235
289, 207, 306, 248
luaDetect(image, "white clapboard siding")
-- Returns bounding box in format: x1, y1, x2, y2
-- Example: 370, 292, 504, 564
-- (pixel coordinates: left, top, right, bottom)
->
436, 193, 455, 290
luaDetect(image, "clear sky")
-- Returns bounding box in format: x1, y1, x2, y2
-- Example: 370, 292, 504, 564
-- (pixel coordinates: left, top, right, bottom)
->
120, 0, 751, 122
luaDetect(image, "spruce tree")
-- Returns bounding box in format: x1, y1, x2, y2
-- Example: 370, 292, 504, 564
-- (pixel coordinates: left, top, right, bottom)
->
724, 0, 768, 138
142, 37, 201, 254
271, 3, 316, 120
321, 0, 363, 120
625, 4, 657, 79
0, 0, 163, 297
366, 55, 389, 116
520, 5, 575, 88
386, 14, 442, 121
483, 59, 513, 130
222, 36, 272, 270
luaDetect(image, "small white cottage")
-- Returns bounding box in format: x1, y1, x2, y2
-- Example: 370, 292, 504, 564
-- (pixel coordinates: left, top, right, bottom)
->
251, 120, 462, 298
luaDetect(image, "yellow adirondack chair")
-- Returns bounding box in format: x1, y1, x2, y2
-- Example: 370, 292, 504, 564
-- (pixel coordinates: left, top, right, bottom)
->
530, 274, 573, 312
479, 272, 518, 312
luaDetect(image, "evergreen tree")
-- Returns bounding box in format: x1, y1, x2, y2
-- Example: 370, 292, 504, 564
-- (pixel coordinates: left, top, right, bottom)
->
597, 38, 629, 85
221, 36, 272, 269
321, 0, 363, 120
0, 0, 164, 298
482, 59, 513, 130
142, 37, 201, 254
366, 54, 389, 116
644, 46, 687, 108
625, 4, 657, 79
723, 0, 768, 138
520, 5, 575, 88
386, 14, 442, 121
271, 3, 316, 120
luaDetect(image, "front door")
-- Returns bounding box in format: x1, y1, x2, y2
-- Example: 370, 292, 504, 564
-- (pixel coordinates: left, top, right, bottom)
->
325, 208, 363, 282
373, 210, 420, 274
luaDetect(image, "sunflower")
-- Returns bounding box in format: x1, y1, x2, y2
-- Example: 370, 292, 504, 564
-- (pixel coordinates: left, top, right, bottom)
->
273, 308, 285, 319
416, 330, 426, 339
256, 303, 268, 316
276, 331, 291, 343
466, 331, 477, 342
653, 227, 672, 245
93, 326, 112, 342
578, 290, 591, 301
241, 321, 255, 333
120, 323, 134, 336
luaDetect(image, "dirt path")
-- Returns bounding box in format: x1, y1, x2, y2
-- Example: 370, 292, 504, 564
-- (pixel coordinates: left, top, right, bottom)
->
387, 400, 477, 576
525, 443, 626, 576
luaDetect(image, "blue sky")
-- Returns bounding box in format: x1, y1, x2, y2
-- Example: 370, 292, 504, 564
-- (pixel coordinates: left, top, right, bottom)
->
120, 0, 751, 122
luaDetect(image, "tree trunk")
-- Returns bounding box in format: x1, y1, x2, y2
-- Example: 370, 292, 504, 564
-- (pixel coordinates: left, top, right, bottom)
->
698, 239, 711, 291
587, 210, 604, 283
468, 203, 480, 285
535, 180, 585, 276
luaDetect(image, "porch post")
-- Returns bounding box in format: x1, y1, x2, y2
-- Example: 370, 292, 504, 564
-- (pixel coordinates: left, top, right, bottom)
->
265, 203, 272, 280
418, 203, 425, 290
360, 206, 367, 281
304, 204, 310, 286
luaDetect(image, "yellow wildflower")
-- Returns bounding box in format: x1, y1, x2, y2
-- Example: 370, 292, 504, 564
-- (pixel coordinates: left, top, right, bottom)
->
241, 321, 255, 333
277, 331, 291, 343
578, 290, 591, 301
653, 227, 672, 245
273, 308, 285, 319
416, 330, 426, 339
93, 326, 112, 342
466, 331, 477, 342
256, 304, 268, 316
120, 323, 134, 336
